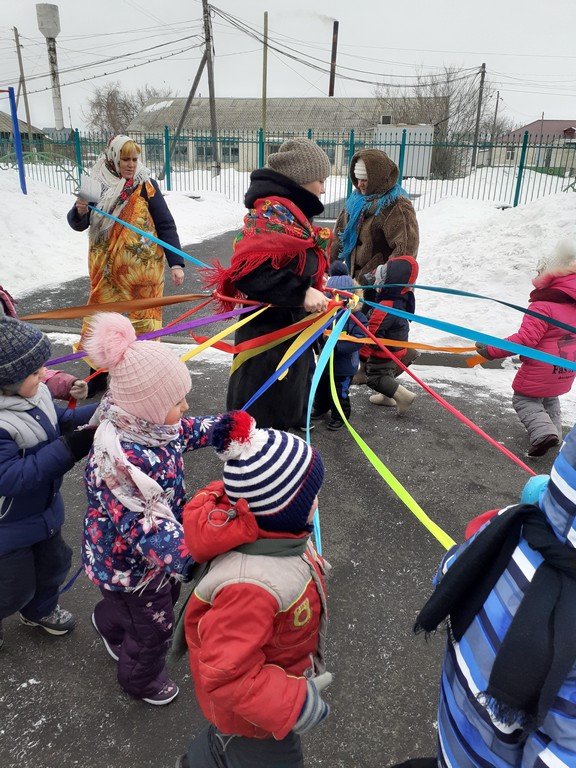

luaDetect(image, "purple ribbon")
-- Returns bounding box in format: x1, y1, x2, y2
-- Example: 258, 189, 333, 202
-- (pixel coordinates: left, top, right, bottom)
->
46, 304, 263, 367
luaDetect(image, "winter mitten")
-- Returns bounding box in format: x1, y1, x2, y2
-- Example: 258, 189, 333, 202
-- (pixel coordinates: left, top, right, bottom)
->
293, 672, 333, 734
475, 342, 494, 359
61, 427, 96, 461
69, 380, 89, 400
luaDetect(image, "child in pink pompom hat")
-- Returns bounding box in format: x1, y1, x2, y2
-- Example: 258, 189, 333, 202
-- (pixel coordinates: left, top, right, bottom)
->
81, 312, 220, 706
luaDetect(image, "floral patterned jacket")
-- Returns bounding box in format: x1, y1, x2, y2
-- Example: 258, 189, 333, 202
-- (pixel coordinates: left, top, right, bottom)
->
82, 415, 216, 591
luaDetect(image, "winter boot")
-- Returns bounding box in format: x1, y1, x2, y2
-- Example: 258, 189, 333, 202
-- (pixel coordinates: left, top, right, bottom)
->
527, 434, 560, 458
393, 385, 417, 415
352, 361, 367, 386
369, 393, 396, 406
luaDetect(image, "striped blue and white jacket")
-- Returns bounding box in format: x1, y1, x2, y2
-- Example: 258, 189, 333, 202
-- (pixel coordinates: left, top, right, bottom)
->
435, 425, 576, 768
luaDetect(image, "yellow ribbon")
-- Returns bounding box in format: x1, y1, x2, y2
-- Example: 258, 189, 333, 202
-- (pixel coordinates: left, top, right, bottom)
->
327, 355, 456, 551
179, 306, 269, 362
276, 308, 339, 381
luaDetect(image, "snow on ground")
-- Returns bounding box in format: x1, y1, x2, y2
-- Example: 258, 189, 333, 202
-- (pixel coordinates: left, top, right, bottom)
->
3, 167, 576, 411
0, 169, 244, 295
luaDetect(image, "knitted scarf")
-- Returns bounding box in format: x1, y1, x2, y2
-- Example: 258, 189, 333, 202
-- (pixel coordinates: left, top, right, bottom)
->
414, 503, 576, 730
90, 396, 180, 530
207, 196, 331, 310
338, 184, 408, 269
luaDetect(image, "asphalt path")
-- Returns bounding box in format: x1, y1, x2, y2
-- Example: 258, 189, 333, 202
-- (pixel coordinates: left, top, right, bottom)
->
2, 231, 554, 768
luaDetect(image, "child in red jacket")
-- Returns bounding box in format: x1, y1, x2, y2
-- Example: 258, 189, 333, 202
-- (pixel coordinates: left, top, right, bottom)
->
178, 410, 331, 768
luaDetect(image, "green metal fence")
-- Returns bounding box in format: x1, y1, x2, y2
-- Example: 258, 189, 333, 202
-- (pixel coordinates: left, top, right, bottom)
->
1, 127, 574, 216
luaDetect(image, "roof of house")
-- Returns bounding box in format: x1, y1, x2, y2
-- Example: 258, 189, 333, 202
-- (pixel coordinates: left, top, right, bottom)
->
127, 96, 440, 134
509, 119, 576, 139
0, 110, 45, 136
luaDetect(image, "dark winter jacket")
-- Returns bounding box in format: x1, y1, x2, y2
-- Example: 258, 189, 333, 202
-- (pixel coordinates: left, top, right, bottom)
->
226, 170, 326, 429
0, 383, 97, 555
67, 178, 184, 268
320, 310, 368, 377
361, 256, 418, 361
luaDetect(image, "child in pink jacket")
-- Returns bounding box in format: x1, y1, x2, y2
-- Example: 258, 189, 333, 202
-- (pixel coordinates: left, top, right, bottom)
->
476, 240, 576, 457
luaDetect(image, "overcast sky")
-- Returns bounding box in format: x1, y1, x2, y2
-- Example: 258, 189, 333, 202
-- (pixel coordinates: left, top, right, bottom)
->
0, 0, 574, 131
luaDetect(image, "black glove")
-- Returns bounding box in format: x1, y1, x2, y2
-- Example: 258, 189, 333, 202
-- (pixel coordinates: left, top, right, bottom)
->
293, 672, 332, 734
61, 427, 96, 461
475, 342, 494, 360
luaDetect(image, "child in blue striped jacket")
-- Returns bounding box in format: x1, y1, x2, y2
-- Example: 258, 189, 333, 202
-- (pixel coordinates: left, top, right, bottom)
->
394, 426, 576, 768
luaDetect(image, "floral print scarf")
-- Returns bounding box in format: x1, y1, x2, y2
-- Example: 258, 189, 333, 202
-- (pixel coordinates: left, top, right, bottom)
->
91, 396, 180, 529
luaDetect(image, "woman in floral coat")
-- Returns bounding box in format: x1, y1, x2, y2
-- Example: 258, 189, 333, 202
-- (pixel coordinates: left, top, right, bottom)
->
68, 135, 185, 388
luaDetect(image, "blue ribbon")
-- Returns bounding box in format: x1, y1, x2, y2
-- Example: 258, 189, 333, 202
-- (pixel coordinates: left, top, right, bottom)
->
305, 309, 351, 554
363, 297, 576, 372
371, 282, 576, 336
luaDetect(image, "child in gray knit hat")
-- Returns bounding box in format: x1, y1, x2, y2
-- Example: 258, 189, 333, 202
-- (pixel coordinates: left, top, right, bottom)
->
0, 317, 98, 648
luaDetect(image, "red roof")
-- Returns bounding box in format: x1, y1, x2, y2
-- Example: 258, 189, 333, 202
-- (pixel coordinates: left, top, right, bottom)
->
509, 119, 576, 140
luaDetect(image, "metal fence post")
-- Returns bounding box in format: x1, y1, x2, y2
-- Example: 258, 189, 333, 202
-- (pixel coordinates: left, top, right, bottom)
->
163, 126, 172, 191
346, 129, 355, 198
7, 86, 26, 194
73, 128, 83, 183
398, 128, 407, 184
258, 128, 264, 168
513, 131, 529, 207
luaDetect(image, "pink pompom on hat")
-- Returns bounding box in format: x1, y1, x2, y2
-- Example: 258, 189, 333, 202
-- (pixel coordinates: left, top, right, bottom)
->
84, 313, 191, 424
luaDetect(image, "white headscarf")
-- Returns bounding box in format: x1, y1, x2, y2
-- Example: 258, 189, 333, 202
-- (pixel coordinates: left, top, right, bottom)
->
88, 135, 150, 243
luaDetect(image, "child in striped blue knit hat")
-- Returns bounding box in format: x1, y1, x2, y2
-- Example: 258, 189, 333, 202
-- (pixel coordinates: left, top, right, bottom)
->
177, 410, 331, 768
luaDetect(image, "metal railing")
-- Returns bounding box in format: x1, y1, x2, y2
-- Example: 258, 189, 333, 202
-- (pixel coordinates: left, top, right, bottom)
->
2, 127, 574, 215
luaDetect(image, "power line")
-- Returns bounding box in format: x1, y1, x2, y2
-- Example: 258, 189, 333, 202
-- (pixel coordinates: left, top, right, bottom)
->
26, 42, 204, 95
211, 6, 478, 88
2, 33, 202, 86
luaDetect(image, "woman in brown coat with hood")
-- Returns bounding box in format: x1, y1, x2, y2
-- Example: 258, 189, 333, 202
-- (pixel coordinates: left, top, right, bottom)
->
330, 148, 419, 292
330, 149, 420, 382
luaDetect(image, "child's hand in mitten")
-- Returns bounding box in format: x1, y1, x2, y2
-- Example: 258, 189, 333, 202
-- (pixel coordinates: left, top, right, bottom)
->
69, 379, 89, 400
475, 342, 495, 359
293, 672, 333, 734
61, 426, 96, 461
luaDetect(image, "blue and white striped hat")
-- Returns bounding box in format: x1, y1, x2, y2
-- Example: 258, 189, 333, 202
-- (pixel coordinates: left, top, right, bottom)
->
212, 411, 324, 532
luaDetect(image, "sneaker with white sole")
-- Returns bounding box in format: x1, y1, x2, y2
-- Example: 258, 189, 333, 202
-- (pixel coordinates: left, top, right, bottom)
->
143, 679, 180, 706
91, 612, 121, 661
20, 605, 75, 635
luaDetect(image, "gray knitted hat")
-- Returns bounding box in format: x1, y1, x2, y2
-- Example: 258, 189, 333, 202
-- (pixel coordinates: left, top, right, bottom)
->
0, 316, 51, 386
267, 138, 331, 186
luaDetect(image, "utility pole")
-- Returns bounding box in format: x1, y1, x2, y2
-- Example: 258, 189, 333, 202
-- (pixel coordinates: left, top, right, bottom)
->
13, 27, 34, 150
471, 62, 486, 168
261, 11, 268, 138
158, 52, 207, 181
328, 20, 339, 97
488, 90, 500, 167
202, 0, 220, 176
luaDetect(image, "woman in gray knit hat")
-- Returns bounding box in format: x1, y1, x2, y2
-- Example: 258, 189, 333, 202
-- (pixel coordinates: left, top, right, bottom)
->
210, 137, 333, 430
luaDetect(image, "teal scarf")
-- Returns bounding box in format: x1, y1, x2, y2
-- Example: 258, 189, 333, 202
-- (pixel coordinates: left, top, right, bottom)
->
338, 184, 408, 269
